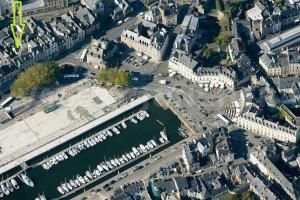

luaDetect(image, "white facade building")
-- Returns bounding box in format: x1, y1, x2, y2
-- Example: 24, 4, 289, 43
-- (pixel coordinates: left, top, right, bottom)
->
235, 111, 297, 143
169, 55, 236, 89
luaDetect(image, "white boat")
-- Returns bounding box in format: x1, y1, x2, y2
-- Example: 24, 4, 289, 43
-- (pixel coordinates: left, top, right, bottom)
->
77, 175, 86, 184
0, 189, 3, 197
57, 186, 64, 194
101, 163, 109, 171
122, 155, 128, 162
62, 152, 68, 159
6, 182, 13, 193
144, 111, 150, 117
94, 136, 100, 143
58, 154, 64, 161
130, 117, 138, 124
110, 159, 117, 167
114, 158, 120, 166
145, 144, 150, 151
112, 127, 120, 134
107, 130, 113, 137
37, 194, 46, 200
1, 184, 9, 195
137, 147, 143, 154
77, 144, 83, 151
6, 181, 13, 192
121, 121, 127, 129
42, 162, 49, 170
160, 131, 168, 141
70, 180, 77, 188
61, 183, 69, 193
10, 178, 19, 190
140, 144, 147, 153
74, 179, 81, 187
91, 138, 97, 145
136, 113, 144, 121
55, 155, 61, 162
147, 141, 154, 149
106, 162, 114, 169
85, 171, 93, 180
84, 141, 90, 148
67, 149, 74, 157
88, 139, 94, 147
94, 169, 101, 176
130, 152, 136, 158
83, 176, 90, 183
150, 140, 157, 147
132, 147, 139, 156
159, 137, 165, 144
97, 165, 103, 172
120, 158, 125, 164
66, 182, 73, 191
20, 173, 34, 187
126, 153, 132, 160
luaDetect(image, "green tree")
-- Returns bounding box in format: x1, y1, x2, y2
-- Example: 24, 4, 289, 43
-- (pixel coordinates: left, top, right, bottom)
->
220, 193, 238, 200
241, 191, 258, 200
274, 0, 285, 7
202, 48, 214, 60
214, 31, 229, 46
145, 0, 155, 6
98, 68, 130, 86
11, 61, 59, 97
215, 0, 223, 11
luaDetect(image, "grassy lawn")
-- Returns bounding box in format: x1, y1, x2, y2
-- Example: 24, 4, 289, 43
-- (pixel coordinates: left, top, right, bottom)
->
220, 193, 238, 200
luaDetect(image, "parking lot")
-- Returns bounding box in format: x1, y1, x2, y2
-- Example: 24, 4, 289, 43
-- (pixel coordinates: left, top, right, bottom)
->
120, 50, 163, 75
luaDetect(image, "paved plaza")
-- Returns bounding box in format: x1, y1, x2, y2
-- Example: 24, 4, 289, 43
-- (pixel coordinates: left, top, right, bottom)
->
0, 86, 115, 170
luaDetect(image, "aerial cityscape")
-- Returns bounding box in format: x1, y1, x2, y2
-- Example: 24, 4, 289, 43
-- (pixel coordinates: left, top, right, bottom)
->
0, 0, 300, 199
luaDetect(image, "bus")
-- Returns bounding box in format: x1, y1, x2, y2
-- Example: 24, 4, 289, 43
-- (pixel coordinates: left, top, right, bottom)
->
80, 49, 88, 62
64, 74, 80, 79
217, 113, 231, 126
0, 96, 15, 109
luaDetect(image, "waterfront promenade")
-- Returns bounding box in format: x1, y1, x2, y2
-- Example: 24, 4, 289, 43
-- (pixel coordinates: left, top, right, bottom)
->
0, 95, 153, 175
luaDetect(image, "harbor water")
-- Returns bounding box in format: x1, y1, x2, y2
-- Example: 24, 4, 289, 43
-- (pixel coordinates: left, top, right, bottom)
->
3, 99, 183, 200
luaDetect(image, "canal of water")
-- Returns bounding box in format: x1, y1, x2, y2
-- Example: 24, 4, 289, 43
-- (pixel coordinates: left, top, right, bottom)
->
3, 99, 183, 200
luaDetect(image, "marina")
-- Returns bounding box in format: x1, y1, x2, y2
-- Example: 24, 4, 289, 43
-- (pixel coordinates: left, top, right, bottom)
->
39, 110, 150, 170
54, 138, 169, 199
1, 99, 184, 200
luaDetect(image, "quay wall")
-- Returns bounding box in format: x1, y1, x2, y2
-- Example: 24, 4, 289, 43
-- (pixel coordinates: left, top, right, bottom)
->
155, 94, 196, 136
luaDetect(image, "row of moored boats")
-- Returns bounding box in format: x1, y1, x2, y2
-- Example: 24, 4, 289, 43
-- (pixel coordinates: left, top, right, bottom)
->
56, 133, 167, 195
0, 173, 34, 198
42, 110, 150, 170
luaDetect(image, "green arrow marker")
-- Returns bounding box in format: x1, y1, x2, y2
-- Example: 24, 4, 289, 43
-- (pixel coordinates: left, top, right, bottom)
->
10, 1, 25, 49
